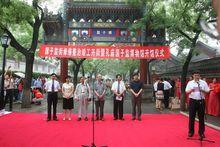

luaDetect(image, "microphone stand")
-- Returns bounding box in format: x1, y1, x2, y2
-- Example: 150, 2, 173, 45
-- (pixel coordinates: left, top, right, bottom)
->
187, 81, 215, 144
82, 76, 107, 147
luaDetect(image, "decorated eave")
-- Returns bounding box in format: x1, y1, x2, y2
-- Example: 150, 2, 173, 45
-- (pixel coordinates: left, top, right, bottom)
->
65, 2, 142, 22
43, 14, 64, 36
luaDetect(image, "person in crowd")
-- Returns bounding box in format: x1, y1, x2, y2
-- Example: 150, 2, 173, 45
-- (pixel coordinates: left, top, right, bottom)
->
62, 76, 74, 121
163, 78, 172, 109
13, 77, 20, 102
129, 72, 143, 121
31, 78, 36, 87
111, 74, 126, 120
74, 76, 91, 121
4, 74, 14, 111
207, 78, 220, 116
153, 78, 159, 108
185, 71, 209, 139
175, 78, 181, 99
44, 73, 61, 121
155, 78, 164, 111
41, 76, 46, 91
34, 77, 43, 93
169, 78, 175, 98
17, 78, 24, 103
32, 88, 43, 105
105, 79, 113, 99
94, 74, 106, 121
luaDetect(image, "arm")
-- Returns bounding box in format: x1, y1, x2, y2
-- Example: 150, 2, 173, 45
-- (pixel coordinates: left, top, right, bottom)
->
119, 82, 126, 96
61, 84, 65, 94
74, 84, 79, 100
87, 84, 92, 99
130, 88, 137, 96
201, 82, 210, 93
185, 82, 194, 94
137, 89, 143, 97
4, 66, 11, 76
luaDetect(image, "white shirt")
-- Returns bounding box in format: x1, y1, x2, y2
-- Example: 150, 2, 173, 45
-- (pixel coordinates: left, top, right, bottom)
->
163, 81, 172, 90
111, 80, 126, 94
153, 81, 158, 91
44, 80, 61, 92
185, 79, 210, 100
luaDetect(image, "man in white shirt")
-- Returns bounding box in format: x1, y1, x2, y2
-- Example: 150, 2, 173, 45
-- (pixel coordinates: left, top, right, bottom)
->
74, 76, 91, 121
185, 71, 209, 139
163, 78, 172, 108
44, 73, 61, 121
111, 74, 126, 120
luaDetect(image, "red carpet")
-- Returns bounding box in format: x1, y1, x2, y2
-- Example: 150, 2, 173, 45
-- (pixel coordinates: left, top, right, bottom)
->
0, 113, 219, 147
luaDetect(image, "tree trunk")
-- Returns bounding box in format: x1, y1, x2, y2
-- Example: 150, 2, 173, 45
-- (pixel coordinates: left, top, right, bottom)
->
180, 47, 194, 111
81, 65, 85, 76
73, 64, 80, 87
21, 53, 34, 108
146, 60, 151, 84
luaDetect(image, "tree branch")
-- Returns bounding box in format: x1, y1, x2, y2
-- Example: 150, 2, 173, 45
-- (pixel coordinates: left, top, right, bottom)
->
3, 28, 28, 55
69, 59, 78, 65
177, 28, 193, 42
79, 58, 86, 65
29, 3, 44, 52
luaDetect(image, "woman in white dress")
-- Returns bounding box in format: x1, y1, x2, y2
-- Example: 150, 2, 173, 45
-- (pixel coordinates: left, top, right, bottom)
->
62, 76, 74, 120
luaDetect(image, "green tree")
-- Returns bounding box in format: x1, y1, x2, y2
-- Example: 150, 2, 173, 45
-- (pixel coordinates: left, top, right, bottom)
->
127, 0, 214, 110
0, 0, 44, 108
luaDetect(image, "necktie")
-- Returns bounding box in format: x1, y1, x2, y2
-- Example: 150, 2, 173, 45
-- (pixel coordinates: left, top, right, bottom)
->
117, 81, 120, 94
52, 80, 54, 92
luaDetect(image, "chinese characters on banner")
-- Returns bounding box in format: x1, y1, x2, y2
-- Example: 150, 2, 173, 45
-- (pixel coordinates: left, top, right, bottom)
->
39, 45, 170, 59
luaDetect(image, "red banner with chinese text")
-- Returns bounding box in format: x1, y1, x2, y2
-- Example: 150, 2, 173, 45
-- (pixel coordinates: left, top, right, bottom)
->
39, 45, 170, 59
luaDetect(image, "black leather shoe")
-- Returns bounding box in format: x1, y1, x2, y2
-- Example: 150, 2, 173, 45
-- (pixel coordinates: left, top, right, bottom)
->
84, 117, 88, 121
46, 118, 51, 122
138, 118, 142, 121
132, 117, 136, 120
199, 134, 205, 139
188, 133, 194, 137
53, 118, 59, 121
119, 118, 125, 121
77, 117, 81, 121
113, 118, 118, 120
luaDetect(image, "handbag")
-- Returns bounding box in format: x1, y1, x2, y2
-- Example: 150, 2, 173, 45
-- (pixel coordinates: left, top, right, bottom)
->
156, 90, 164, 100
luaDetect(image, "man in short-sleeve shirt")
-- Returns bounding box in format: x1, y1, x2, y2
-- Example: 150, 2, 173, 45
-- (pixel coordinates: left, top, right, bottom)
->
130, 73, 143, 121
185, 71, 209, 139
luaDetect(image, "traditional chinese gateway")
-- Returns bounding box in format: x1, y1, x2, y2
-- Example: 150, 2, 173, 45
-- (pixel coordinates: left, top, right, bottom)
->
41, 0, 169, 83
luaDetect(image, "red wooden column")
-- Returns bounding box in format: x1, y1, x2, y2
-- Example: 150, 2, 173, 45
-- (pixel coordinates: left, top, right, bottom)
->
60, 59, 68, 83
140, 59, 148, 84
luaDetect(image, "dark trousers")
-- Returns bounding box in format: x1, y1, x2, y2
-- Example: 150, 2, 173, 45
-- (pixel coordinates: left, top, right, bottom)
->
47, 92, 58, 119
95, 100, 105, 119
189, 98, 205, 135
5, 89, 13, 111
163, 90, 170, 108
14, 89, 19, 101
131, 96, 142, 118
113, 95, 124, 119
